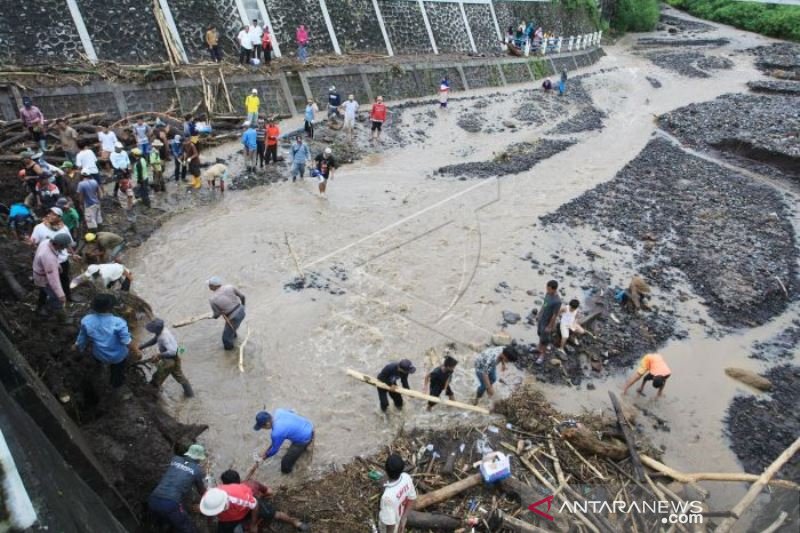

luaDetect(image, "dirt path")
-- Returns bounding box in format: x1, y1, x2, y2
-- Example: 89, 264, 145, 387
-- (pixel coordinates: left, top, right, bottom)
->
128, 8, 797, 515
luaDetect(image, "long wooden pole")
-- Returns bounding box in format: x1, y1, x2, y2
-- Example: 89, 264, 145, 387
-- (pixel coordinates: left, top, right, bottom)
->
715, 436, 800, 533
345, 369, 489, 415
640, 454, 799, 490
609, 391, 645, 481
414, 473, 482, 510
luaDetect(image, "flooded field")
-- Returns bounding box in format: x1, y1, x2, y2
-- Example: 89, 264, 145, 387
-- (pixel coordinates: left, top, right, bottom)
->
129, 7, 797, 517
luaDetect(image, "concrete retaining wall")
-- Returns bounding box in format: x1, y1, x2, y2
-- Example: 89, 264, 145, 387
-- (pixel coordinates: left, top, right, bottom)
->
0, 47, 606, 121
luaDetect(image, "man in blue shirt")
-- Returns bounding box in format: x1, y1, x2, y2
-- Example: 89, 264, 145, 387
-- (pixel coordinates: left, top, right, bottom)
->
5, 202, 34, 239
327, 85, 341, 119
74, 293, 139, 395
148, 444, 207, 532
170, 134, 186, 183
253, 409, 314, 474
241, 122, 257, 172
290, 136, 310, 182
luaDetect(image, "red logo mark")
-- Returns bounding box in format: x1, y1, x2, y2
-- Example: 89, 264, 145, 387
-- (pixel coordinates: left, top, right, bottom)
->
528, 495, 555, 521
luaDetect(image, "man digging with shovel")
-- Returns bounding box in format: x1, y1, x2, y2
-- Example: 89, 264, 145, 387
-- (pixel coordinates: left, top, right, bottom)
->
208, 276, 246, 350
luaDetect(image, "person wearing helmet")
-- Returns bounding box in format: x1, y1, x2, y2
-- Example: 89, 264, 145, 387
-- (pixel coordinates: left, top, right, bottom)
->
78, 262, 133, 292
149, 443, 207, 531
313, 147, 336, 198
32, 232, 72, 319
131, 147, 151, 207
253, 408, 314, 474
82, 231, 125, 263
139, 318, 193, 397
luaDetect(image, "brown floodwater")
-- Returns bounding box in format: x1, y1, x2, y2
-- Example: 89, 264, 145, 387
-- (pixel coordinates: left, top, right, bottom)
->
129, 7, 797, 520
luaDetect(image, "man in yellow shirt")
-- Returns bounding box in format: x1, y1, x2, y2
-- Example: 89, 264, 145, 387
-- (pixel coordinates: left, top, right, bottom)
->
623, 353, 671, 398
245, 89, 260, 124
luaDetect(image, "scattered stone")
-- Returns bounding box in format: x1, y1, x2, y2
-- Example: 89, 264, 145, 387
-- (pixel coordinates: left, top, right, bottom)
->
546, 107, 606, 135
646, 76, 662, 88
659, 14, 714, 33
492, 332, 512, 346
637, 37, 729, 48
749, 43, 800, 80
457, 114, 484, 133
696, 56, 734, 71
725, 368, 773, 391
751, 320, 800, 360
502, 311, 521, 324
437, 139, 575, 179
747, 80, 800, 96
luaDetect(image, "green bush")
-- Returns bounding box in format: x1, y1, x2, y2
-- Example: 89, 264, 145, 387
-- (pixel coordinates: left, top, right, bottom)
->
666, 0, 800, 42
613, 0, 661, 32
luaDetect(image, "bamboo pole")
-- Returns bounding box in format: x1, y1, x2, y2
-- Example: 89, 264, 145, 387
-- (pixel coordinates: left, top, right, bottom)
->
414, 473, 482, 510
715, 436, 800, 533
639, 455, 799, 490
285, 232, 305, 281
172, 313, 213, 328
238, 325, 251, 373
219, 67, 234, 113
345, 369, 489, 414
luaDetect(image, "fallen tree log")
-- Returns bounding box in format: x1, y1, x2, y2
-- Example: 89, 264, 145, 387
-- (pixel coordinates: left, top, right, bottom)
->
414, 473, 482, 511
609, 391, 645, 481
724, 368, 772, 391
489, 509, 551, 533
560, 426, 627, 461
499, 476, 546, 506
639, 454, 799, 490
406, 511, 461, 530
0, 257, 27, 300
345, 369, 490, 414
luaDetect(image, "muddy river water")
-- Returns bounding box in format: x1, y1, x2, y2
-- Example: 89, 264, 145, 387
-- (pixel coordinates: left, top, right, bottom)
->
130, 10, 797, 513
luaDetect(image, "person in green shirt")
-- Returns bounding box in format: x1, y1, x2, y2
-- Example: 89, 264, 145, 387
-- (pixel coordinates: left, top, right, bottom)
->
131, 148, 150, 208
150, 140, 165, 192
56, 197, 80, 238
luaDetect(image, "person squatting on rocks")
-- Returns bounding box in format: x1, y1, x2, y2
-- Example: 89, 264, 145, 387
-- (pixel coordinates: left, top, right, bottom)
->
78, 263, 133, 292
204, 163, 228, 192
241, 121, 258, 172
19, 96, 47, 151
253, 408, 314, 474
6, 202, 35, 240
290, 136, 311, 182
207, 276, 246, 350
32, 232, 72, 320
623, 352, 671, 398
206, 25, 222, 62
265, 119, 280, 164
148, 443, 207, 532
535, 280, 562, 365
379, 454, 417, 533
473, 345, 517, 404
370, 96, 387, 142
377, 359, 416, 413
74, 293, 140, 398
314, 147, 336, 197
424, 355, 458, 411
327, 85, 341, 119
83, 231, 125, 263
558, 299, 585, 352
139, 318, 194, 397
199, 469, 310, 532
245, 89, 260, 124
542, 78, 553, 93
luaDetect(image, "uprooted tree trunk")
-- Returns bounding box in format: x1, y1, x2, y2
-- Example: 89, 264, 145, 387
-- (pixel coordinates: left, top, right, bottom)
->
561, 427, 628, 461
406, 511, 461, 530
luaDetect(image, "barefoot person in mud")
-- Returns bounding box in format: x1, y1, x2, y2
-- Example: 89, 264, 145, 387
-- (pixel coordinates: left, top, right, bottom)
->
314, 147, 336, 197
74, 293, 140, 398
623, 352, 671, 398
253, 408, 314, 474
473, 345, 517, 405
377, 359, 416, 413
139, 318, 194, 397
424, 355, 458, 411
535, 280, 562, 365
148, 443, 207, 532
208, 276, 246, 350
200, 469, 310, 532
379, 454, 417, 533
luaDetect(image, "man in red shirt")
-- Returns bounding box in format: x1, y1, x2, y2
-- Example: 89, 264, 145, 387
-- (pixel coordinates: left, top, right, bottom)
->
370, 95, 387, 142
265, 119, 280, 164
200, 470, 309, 532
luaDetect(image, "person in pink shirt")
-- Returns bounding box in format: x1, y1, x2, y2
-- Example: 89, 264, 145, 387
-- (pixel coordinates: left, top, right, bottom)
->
296, 25, 309, 63
19, 96, 47, 151
32, 233, 71, 319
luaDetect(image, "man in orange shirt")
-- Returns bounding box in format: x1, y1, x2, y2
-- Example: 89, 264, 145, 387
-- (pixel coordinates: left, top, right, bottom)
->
265, 119, 280, 165
623, 353, 671, 398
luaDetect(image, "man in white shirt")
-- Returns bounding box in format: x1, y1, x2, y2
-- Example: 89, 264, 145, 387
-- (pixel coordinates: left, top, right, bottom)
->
558, 298, 585, 351
97, 126, 118, 158
379, 454, 416, 533
77, 263, 133, 292
249, 19, 263, 62
75, 141, 101, 182
342, 94, 359, 140
237, 25, 253, 65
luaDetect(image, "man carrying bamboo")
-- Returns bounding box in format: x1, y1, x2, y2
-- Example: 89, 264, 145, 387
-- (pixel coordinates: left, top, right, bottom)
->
208, 276, 246, 350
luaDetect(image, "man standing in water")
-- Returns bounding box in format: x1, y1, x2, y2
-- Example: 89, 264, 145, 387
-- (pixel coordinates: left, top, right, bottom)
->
535, 280, 561, 365
370, 96, 387, 142
208, 276, 246, 350
313, 147, 336, 198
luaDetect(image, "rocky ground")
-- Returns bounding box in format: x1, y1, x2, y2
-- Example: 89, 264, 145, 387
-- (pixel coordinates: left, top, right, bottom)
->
643, 50, 733, 78
540, 137, 797, 329
658, 13, 714, 34
435, 139, 576, 179
751, 319, 800, 361
749, 43, 800, 80
747, 80, 800, 96
726, 364, 800, 483
659, 93, 800, 179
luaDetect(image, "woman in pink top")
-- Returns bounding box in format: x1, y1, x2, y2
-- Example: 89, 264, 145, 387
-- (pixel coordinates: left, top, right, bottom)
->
296, 25, 309, 63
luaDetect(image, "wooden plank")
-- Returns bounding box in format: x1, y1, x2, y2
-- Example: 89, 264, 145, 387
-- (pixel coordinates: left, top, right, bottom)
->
346, 369, 490, 414
608, 391, 645, 481
639, 455, 798, 490
414, 473, 482, 511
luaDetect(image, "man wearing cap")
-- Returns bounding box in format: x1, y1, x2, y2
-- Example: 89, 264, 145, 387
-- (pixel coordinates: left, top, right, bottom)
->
148, 443, 207, 532
77, 166, 103, 230
313, 147, 336, 198
83, 231, 125, 263
208, 277, 246, 350
380, 454, 417, 533
32, 233, 72, 319
78, 263, 133, 292
75, 293, 139, 393
241, 121, 258, 173
139, 318, 194, 397
171, 134, 187, 183
56, 119, 79, 164
201, 470, 309, 532
245, 89, 260, 124
327, 86, 341, 119
376, 359, 416, 413
30, 208, 75, 301
20, 96, 47, 150
623, 352, 672, 398
253, 408, 314, 474
131, 148, 151, 208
